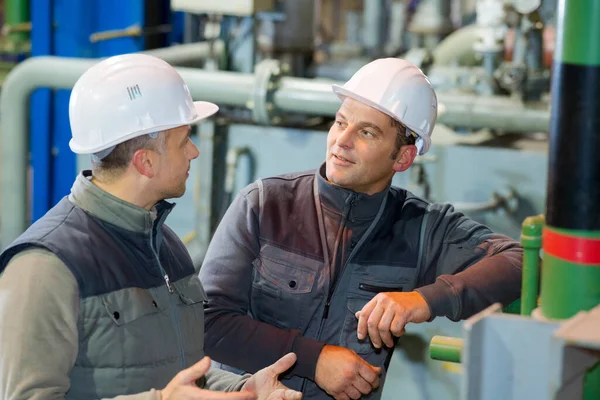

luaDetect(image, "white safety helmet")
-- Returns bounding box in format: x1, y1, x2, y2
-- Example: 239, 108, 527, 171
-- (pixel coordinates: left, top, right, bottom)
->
68, 53, 219, 156
332, 58, 437, 155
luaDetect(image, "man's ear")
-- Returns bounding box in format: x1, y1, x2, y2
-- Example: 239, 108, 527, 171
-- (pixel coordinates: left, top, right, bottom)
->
393, 145, 418, 173
131, 148, 156, 178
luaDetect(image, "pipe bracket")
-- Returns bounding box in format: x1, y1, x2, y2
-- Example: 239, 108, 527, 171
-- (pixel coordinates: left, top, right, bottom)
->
251, 59, 286, 125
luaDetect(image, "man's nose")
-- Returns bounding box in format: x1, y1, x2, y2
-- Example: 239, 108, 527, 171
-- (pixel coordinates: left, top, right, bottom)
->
336, 126, 355, 149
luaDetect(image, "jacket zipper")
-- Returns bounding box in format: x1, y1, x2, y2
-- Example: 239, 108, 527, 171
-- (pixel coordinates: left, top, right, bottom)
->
321, 194, 356, 322
150, 228, 186, 370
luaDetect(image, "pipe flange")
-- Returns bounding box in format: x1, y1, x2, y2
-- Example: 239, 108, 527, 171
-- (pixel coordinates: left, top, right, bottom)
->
250, 59, 287, 125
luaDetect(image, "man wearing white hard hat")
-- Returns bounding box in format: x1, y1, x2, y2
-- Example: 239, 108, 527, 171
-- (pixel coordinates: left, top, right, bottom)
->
200, 58, 523, 399
0, 54, 302, 400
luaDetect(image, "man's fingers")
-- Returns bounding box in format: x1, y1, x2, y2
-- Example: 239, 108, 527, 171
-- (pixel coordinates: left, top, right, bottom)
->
334, 393, 350, 400
367, 304, 385, 348
202, 390, 258, 400
344, 386, 362, 400
283, 389, 302, 400
174, 388, 257, 400
358, 360, 381, 386
269, 352, 297, 376
353, 376, 374, 395
179, 356, 211, 384
263, 388, 302, 400
390, 314, 408, 337
378, 307, 396, 348
356, 299, 377, 340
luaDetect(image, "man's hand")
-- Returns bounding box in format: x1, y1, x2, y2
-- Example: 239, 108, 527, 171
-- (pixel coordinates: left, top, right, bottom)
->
161, 357, 257, 400
355, 291, 431, 348
314, 345, 381, 400
242, 353, 302, 400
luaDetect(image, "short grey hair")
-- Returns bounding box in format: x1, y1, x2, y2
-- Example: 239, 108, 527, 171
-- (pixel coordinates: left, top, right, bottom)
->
91, 132, 166, 179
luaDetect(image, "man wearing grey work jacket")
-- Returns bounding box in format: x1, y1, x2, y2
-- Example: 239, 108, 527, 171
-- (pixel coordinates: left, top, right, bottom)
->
200, 58, 523, 400
0, 54, 301, 400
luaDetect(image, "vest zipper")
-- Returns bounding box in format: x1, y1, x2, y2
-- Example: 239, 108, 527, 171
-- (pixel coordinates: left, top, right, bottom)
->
150, 231, 186, 370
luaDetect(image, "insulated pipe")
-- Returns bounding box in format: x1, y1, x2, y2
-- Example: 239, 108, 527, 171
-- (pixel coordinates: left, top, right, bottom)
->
0, 57, 550, 245
541, 1, 600, 397
275, 80, 550, 133
142, 40, 225, 66
429, 335, 463, 363
541, 0, 600, 321
432, 24, 480, 66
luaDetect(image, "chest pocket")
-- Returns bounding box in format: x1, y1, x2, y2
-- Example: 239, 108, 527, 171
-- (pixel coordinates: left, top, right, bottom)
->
340, 263, 418, 358
78, 287, 178, 369
87, 276, 207, 369
250, 245, 320, 331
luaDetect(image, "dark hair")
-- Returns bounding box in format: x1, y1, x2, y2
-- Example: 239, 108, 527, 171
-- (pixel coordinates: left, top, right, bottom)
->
91, 133, 166, 180
390, 118, 417, 159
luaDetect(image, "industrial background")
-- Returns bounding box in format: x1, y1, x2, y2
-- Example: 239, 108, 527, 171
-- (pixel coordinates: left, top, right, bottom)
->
0, 0, 598, 398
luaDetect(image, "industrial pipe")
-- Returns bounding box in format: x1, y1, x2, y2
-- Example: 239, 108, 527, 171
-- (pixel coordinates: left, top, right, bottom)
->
541, 1, 600, 398
429, 335, 463, 363
0, 56, 551, 245
432, 24, 480, 66
142, 40, 225, 66
275, 81, 550, 133
520, 215, 544, 316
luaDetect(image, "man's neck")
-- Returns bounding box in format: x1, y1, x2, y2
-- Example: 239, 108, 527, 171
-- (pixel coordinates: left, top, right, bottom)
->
91, 176, 157, 210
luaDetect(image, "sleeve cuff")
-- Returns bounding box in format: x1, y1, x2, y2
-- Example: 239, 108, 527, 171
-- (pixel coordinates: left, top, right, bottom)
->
290, 334, 326, 380
415, 277, 459, 321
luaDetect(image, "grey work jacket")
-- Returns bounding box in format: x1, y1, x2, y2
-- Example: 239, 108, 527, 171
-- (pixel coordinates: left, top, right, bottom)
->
200, 166, 523, 399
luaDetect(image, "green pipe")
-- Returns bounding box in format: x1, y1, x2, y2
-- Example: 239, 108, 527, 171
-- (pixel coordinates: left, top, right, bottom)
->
4, 0, 30, 52
429, 335, 463, 363
520, 215, 544, 316
544, 1, 600, 398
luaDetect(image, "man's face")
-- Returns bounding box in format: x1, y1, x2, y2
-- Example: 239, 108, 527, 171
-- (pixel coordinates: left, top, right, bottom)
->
154, 125, 199, 199
325, 98, 414, 195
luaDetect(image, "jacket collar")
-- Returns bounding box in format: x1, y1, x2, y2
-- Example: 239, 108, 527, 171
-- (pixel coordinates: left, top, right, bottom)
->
68, 170, 174, 234
316, 163, 389, 220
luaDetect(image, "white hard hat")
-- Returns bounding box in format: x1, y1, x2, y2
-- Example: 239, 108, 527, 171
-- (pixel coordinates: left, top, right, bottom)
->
332, 58, 437, 155
68, 53, 219, 154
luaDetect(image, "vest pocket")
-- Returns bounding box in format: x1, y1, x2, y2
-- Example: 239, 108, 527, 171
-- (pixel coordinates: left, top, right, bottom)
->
102, 288, 160, 326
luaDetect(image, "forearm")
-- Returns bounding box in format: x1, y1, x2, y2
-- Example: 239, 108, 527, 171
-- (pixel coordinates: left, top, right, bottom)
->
204, 368, 251, 392
204, 310, 325, 379
417, 237, 523, 320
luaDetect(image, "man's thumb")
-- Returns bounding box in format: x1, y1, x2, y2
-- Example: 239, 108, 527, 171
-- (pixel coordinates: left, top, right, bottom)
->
269, 353, 297, 376
179, 356, 211, 384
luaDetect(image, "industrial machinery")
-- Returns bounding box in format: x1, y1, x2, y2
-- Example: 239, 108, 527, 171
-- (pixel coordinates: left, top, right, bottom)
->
0, 0, 597, 398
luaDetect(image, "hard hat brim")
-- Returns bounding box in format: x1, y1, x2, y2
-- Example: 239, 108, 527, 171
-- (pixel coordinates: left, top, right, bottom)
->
69, 101, 219, 154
